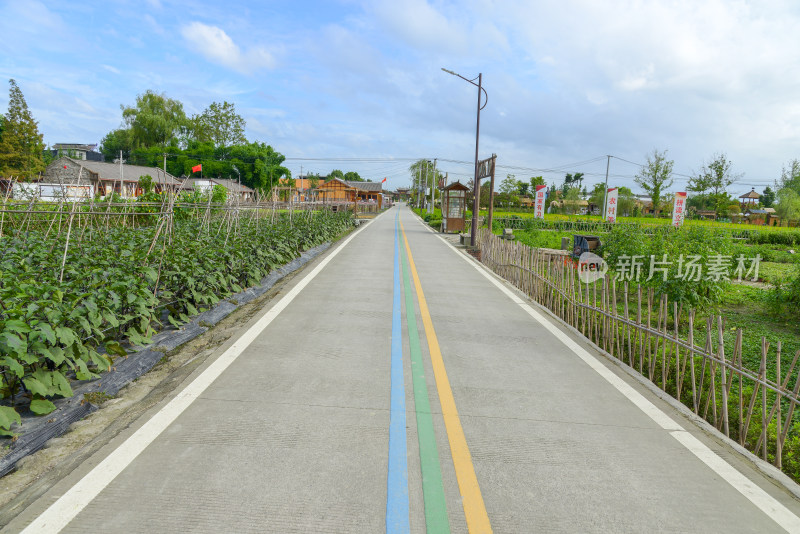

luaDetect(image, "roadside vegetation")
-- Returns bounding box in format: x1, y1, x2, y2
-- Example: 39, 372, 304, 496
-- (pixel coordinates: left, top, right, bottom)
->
0, 202, 355, 433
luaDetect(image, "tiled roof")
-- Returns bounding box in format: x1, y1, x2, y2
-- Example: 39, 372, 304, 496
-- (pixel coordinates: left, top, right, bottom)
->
209, 178, 255, 193
739, 189, 761, 199
346, 180, 383, 192
62, 158, 181, 186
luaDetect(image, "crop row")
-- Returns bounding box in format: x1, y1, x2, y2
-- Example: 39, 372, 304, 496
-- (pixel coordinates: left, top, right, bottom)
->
0, 210, 355, 433
488, 214, 800, 245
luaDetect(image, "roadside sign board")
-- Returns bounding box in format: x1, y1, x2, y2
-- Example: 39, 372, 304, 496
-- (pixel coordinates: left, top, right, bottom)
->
605, 188, 618, 223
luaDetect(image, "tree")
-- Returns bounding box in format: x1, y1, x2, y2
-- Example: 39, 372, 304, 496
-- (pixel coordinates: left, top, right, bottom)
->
122, 90, 188, 148
99, 128, 133, 162
634, 149, 674, 217
407, 160, 443, 205
529, 176, 545, 188
0, 79, 46, 179
517, 182, 529, 196
190, 101, 246, 149
344, 171, 363, 182
617, 186, 636, 217
496, 174, 520, 207
776, 189, 800, 221
588, 183, 606, 212
562, 186, 582, 214
779, 160, 800, 192
329, 169, 344, 180
688, 153, 741, 217
499, 174, 519, 195
777, 160, 800, 222
761, 186, 776, 208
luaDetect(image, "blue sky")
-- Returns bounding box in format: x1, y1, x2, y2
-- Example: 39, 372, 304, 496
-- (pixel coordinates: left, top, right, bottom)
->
2, 0, 800, 193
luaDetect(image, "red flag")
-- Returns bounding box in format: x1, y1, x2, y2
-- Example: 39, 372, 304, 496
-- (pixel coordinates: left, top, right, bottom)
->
192, 164, 202, 173
381, 177, 387, 183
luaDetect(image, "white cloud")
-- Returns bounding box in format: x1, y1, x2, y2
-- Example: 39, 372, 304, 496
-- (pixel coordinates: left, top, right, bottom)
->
367, 0, 468, 53
181, 22, 275, 74
618, 64, 656, 91
364, 0, 508, 57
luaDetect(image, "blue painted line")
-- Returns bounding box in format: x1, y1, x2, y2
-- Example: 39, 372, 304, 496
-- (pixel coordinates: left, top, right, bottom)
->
387, 213, 410, 533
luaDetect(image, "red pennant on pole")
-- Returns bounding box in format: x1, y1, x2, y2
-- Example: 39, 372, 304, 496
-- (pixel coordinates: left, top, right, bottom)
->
381, 177, 387, 183
192, 164, 202, 173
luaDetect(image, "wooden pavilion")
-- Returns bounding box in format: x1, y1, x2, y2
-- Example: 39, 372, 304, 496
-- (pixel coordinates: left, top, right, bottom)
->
739, 188, 761, 210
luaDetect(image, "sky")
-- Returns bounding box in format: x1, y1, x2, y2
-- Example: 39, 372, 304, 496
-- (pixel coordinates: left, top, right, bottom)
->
1, 0, 800, 194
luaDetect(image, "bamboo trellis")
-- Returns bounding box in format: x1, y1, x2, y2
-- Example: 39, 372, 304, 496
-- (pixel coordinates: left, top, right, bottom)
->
478, 228, 799, 473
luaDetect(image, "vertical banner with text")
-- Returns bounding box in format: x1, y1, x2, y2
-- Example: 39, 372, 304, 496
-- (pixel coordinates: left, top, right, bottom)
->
605, 187, 618, 223
673, 191, 688, 228
534, 185, 547, 219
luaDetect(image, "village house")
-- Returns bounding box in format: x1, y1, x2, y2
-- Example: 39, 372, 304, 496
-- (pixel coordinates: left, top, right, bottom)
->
41, 157, 182, 198
47, 143, 104, 162
285, 177, 385, 208
186, 178, 256, 202
746, 207, 779, 226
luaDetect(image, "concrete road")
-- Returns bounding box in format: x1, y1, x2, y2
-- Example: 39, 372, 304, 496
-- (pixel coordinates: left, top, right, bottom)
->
5, 203, 800, 533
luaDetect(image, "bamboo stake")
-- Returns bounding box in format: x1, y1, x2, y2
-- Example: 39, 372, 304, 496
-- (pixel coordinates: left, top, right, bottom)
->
637, 285, 643, 374
780, 353, 800, 447
646, 289, 653, 379
699, 318, 712, 419
736, 329, 744, 445
776, 342, 782, 469
756, 346, 799, 454
689, 311, 698, 414
624, 282, 632, 366
718, 316, 730, 438
762, 339, 768, 461
675, 302, 682, 400
742, 340, 766, 448
613, 281, 620, 359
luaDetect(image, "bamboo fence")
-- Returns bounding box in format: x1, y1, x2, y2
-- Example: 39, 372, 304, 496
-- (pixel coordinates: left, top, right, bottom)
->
478, 228, 799, 474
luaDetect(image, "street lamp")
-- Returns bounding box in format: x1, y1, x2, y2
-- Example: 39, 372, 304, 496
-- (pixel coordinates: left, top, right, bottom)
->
442, 68, 487, 247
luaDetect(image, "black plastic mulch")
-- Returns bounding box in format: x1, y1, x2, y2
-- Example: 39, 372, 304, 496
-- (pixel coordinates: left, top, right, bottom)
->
0, 242, 331, 477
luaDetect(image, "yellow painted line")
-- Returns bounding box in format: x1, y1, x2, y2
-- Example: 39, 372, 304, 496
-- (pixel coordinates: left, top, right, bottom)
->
399, 218, 492, 534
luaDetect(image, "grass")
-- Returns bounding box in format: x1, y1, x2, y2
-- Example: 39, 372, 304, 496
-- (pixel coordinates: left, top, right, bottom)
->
757, 262, 797, 285
716, 284, 800, 375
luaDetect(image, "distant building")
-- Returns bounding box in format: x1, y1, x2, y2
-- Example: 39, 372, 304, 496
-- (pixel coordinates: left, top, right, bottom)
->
185, 178, 255, 202
739, 188, 761, 210
42, 157, 181, 198
283, 177, 385, 208
48, 143, 104, 162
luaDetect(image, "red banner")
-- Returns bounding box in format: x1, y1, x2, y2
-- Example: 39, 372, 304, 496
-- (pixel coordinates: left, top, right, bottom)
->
534, 185, 547, 219
672, 192, 687, 228
191, 164, 202, 173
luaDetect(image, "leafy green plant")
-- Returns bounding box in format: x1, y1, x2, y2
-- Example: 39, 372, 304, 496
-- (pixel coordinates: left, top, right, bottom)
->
0, 210, 354, 426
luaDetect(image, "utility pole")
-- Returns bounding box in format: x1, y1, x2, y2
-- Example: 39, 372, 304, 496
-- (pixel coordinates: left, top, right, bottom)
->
419, 160, 426, 209
428, 158, 437, 214
415, 163, 420, 208
602, 155, 611, 219
487, 154, 497, 233
113, 150, 126, 197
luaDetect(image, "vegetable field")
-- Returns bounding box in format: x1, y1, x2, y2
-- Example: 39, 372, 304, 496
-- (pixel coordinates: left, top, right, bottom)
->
0, 197, 355, 433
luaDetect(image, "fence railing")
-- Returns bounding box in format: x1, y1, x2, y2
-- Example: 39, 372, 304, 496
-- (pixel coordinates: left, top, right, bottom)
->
477, 228, 800, 477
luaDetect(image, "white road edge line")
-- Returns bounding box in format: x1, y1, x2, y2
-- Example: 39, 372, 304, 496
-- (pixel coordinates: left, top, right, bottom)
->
420, 217, 800, 533
21, 215, 379, 534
